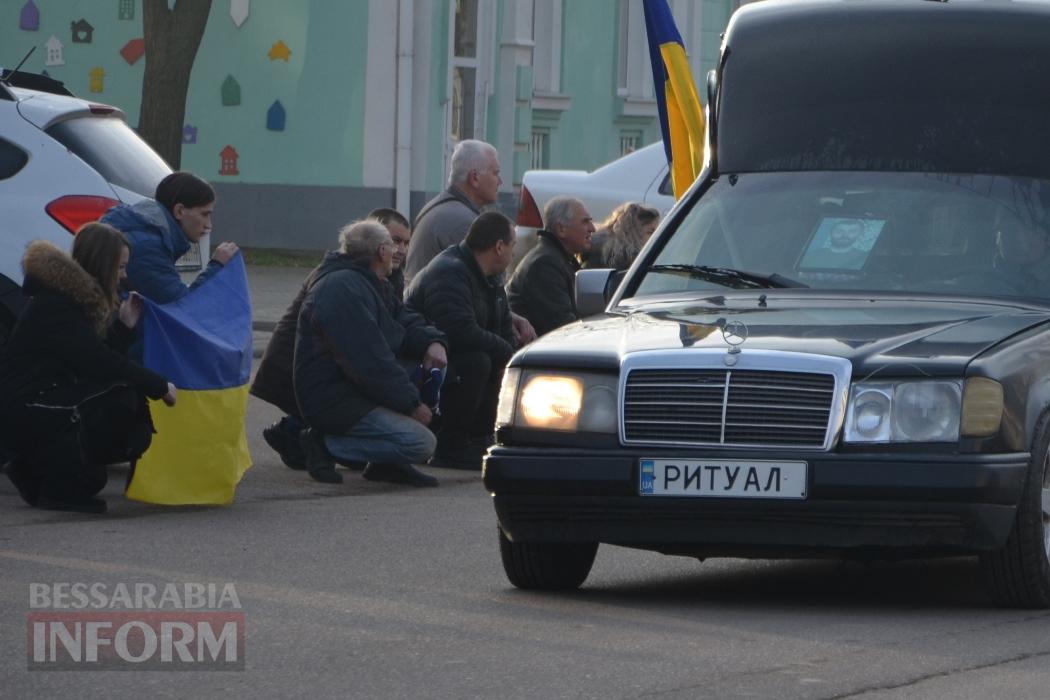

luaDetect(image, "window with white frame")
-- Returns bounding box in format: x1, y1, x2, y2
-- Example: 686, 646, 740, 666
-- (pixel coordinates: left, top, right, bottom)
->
450, 0, 479, 143
531, 130, 549, 170
616, 0, 653, 102
532, 0, 563, 96
619, 131, 640, 156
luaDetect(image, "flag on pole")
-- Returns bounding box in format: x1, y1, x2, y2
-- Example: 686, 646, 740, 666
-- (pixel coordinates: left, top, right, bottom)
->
126, 253, 253, 505
643, 0, 706, 199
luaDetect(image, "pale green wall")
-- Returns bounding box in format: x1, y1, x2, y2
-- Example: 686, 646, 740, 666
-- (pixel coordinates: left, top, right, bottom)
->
3, 0, 370, 187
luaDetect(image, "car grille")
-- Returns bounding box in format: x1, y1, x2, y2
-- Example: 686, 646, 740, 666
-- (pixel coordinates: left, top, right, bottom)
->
623, 369, 835, 447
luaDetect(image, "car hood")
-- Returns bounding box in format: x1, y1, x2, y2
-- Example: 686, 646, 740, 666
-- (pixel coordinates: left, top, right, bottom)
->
516, 295, 1050, 376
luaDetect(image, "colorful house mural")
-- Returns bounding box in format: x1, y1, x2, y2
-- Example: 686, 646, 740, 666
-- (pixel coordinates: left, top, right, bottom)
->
219, 145, 239, 176
70, 18, 93, 43
19, 0, 40, 31
44, 35, 63, 66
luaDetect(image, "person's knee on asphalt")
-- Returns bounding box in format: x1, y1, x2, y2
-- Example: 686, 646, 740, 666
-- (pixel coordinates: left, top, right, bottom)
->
293, 219, 447, 487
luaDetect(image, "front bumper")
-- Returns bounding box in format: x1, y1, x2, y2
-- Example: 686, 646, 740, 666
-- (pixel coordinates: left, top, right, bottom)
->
483, 446, 1029, 555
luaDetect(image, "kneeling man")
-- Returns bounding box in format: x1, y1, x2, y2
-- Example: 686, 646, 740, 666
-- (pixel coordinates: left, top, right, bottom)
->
294, 220, 447, 486
406, 212, 522, 468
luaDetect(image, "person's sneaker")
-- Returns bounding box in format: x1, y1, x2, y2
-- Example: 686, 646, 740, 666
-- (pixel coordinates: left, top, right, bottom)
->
263, 421, 306, 470
333, 458, 367, 471
362, 462, 439, 487
428, 443, 486, 470
299, 429, 342, 484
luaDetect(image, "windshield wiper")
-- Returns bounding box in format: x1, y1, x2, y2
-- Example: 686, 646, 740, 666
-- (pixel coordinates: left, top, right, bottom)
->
647, 264, 807, 289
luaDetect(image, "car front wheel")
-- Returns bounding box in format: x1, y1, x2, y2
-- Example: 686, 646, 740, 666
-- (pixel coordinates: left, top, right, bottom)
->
982, 415, 1050, 608
498, 527, 597, 591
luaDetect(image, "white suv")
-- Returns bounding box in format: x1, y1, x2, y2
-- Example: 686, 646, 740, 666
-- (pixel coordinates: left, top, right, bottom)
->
0, 70, 179, 342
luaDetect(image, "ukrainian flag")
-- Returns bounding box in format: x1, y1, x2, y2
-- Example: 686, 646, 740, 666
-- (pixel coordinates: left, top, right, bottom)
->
643, 0, 706, 199
126, 254, 253, 505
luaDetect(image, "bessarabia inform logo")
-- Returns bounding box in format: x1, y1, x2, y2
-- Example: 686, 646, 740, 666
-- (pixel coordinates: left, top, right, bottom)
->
27, 582, 245, 671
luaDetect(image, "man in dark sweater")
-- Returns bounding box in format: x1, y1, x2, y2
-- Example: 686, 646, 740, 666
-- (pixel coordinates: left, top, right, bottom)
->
406, 212, 520, 468
506, 196, 596, 337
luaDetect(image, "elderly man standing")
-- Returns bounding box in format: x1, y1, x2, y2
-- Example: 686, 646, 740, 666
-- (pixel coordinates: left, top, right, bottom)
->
403, 139, 503, 286
252, 209, 412, 472
406, 212, 519, 468
293, 220, 447, 487
506, 196, 596, 337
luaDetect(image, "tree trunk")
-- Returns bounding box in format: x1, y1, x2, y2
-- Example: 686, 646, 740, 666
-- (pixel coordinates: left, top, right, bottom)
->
138, 0, 212, 170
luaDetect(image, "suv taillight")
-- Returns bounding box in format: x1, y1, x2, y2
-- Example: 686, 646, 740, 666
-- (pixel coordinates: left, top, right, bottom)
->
516, 185, 543, 228
45, 195, 120, 234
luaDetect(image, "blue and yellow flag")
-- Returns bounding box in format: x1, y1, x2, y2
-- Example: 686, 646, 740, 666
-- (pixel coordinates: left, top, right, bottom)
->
126, 254, 253, 505
643, 0, 706, 199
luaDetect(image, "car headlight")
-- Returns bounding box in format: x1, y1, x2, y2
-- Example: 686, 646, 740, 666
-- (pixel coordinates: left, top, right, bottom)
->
845, 380, 962, 443
495, 369, 618, 433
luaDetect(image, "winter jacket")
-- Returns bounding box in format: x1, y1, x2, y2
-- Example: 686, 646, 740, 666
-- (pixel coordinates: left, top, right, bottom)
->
293, 256, 446, 435
0, 241, 169, 420
251, 256, 409, 418
101, 200, 223, 304
405, 243, 515, 365
403, 186, 481, 285
505, 230, 581, 337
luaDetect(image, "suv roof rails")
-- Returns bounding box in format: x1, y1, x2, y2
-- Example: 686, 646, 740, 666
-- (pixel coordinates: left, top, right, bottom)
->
0, 70, 75, 101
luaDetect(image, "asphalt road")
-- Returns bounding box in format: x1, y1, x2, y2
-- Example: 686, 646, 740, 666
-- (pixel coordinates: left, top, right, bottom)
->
1, 375, 1049, 698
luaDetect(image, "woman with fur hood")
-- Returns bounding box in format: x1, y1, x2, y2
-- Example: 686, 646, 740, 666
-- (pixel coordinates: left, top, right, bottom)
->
0, 225, 177, 513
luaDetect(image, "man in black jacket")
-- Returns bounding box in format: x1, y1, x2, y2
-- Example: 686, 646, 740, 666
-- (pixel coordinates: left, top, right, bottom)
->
506, 196, 596, 337
252, 209, 411, 471
294, 220, 447, 486
406, 212, 519, 468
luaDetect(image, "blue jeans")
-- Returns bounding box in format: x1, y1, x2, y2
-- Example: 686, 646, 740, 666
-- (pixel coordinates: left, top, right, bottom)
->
323, 406, 436, 466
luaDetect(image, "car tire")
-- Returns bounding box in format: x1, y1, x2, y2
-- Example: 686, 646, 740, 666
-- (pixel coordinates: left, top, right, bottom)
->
498, 527, 598, 591
981, 415, 1050, 609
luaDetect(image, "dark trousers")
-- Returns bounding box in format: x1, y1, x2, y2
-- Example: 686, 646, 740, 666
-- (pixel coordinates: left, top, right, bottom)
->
438, 350, 502, 448
4, 384, 153, 506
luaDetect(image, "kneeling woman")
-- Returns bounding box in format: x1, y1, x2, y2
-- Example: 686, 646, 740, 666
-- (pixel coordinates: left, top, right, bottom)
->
0, 224, 176, 513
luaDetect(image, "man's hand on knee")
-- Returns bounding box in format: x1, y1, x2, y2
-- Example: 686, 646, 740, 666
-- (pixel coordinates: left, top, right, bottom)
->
411, 403, 433, 426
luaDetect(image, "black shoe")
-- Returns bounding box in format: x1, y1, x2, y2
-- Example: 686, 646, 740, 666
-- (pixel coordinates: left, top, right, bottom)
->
300, 429, 342, 484
36, 495, 107, 514
429, 443, 486, 470
263, 422, 306, 470
362, 462, 439, 487
333, 458, 367, 471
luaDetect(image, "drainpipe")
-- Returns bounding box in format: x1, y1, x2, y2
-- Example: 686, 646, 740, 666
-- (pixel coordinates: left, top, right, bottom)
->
395, 0, 414, 216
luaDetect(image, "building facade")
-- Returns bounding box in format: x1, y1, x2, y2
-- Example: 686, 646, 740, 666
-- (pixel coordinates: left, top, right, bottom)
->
3, 0, 741, 250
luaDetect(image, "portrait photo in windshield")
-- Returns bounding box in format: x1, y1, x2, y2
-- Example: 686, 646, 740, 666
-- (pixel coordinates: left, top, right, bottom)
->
798, 217, 885, 271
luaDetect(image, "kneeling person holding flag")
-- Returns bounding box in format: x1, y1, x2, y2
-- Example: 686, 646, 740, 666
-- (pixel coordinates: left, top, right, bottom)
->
294, 220, 447, 486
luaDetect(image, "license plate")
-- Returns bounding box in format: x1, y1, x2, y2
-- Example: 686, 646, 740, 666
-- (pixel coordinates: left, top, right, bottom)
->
639, 459, 807, 499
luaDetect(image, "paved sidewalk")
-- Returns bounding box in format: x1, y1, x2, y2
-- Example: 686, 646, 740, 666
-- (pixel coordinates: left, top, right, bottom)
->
246, 265, 312, 357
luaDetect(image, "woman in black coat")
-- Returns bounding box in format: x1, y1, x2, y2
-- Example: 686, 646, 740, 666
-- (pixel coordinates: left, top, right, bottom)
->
0, 225, 176, 513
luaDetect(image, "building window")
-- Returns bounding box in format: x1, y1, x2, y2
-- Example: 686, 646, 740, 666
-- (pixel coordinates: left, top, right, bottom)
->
531, 130, 549, 170
616, 0, 653, 102
533, 0, 563, 96
620, 131, 640, 156
450, 0, 479, 143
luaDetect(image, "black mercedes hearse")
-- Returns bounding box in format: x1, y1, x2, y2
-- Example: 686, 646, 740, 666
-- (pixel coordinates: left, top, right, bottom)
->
484, 0, 1050, 607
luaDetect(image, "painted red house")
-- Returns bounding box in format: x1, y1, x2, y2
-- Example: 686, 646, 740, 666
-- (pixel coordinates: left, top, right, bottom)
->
219, 145, 239, 176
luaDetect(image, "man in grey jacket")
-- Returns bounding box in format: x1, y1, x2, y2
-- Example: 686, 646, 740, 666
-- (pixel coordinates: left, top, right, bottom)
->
403, 140, 502, 285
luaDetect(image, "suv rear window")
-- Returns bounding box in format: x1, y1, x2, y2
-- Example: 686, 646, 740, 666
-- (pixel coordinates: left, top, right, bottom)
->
0, 137, 28, 180
46, 116, 170, 198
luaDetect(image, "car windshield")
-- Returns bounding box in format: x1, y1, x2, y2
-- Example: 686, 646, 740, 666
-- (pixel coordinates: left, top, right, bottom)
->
632, 171, 1050, 303
46, 116, 170, 198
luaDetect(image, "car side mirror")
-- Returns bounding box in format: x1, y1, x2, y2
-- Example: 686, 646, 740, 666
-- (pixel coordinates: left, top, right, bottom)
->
576, 269, 626, 317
